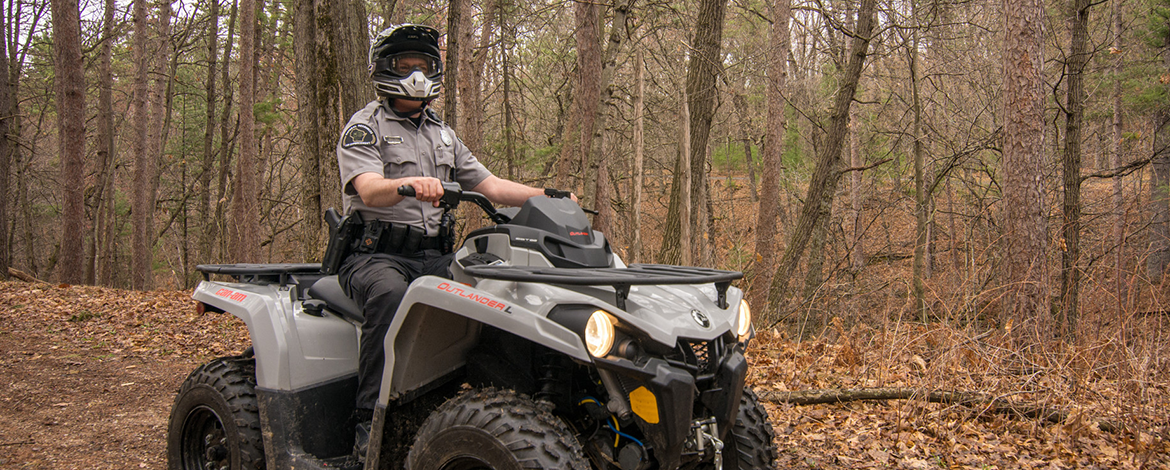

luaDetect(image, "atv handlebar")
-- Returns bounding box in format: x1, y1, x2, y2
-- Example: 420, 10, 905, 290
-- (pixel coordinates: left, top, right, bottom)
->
397, 182, 594, 224
398, 182, 512, 225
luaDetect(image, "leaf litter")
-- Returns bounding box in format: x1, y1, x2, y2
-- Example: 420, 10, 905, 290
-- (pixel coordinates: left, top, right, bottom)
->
0, 281, 1166, 469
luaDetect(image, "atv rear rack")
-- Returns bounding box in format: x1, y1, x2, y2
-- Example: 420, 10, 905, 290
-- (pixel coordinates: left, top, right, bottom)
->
196, 263, 324, 286
462, 263, 742, 310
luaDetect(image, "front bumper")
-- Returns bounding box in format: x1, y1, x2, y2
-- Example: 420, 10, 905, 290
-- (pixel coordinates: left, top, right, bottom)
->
594, 340, 748, 470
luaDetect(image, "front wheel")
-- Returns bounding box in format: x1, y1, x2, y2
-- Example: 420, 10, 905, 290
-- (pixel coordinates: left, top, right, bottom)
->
406, 388, 590, 470
712, 387, 777, 470
167, 354, 266, 470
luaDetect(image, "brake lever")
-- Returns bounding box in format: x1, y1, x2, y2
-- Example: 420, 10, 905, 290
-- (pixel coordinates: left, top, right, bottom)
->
544, 188, 598, 215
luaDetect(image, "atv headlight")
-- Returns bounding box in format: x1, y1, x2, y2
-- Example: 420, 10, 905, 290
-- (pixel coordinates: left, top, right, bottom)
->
585, 310, 616, 357
737, 299, 752, 339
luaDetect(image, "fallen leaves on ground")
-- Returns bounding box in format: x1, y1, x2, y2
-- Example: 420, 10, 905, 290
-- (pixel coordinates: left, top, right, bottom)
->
746, 323, 1170, 469
0, 281, 1166, 469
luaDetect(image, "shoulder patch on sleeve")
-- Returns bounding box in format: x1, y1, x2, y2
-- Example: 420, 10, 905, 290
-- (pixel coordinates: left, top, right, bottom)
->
342, 123, 377, 148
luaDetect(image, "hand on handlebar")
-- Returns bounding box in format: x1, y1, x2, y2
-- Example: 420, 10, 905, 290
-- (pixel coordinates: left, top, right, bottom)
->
398, 177, 444, 207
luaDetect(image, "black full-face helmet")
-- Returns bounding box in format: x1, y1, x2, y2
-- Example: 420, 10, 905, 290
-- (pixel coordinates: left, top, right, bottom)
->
369, 24, 443, 101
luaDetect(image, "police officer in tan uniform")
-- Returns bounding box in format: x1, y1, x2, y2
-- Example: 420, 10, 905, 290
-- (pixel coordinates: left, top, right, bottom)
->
336, 24, 572, 461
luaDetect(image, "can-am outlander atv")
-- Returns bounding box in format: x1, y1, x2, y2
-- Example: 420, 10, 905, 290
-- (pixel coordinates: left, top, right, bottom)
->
167, 183, 777, 470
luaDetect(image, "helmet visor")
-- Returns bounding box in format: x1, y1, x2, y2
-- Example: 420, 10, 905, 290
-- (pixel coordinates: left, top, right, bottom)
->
375, 52, 442, 79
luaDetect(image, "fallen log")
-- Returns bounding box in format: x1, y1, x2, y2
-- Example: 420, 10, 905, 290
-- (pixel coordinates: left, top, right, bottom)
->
759, 387, 1119, 433
6, 268, 46, 284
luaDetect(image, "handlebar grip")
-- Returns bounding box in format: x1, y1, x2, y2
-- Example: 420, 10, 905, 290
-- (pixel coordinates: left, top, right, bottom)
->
544, 188, 572, 199
398, 185, 416, 197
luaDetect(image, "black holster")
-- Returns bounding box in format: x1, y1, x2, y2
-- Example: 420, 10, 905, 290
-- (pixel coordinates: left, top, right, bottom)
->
322, 208, 363, 275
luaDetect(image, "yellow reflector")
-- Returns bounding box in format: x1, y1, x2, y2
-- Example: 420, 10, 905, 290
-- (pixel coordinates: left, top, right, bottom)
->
628, 386, 659, 424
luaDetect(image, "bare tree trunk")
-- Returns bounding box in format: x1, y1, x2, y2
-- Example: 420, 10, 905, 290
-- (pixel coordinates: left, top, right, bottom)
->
584, 0, 635, 234
230, 0, 259, 262
502, 6, 516, 181
850, 102, 863, 274
680, 95, 692, 266
1150, 116, 1170, 280
802, 196, 830, 310
561, 0, 601, 197
661, 92, 692, 266
90, 0, 117, 285
295, 0, 321, 260
631, 49, 644, 263
380, 0, 399, 27
750, 0, 790, 311
314, 0, 343, 214
132, 0, 155, 289
1060, 0, 1090, 338
686, 0, 728, 266
0, 0, 11, 279
51, 0, 84, 285
1111, 0, 1126, 314
458, 0, 495, 156
766, 0, 876, 319
7, 2, 44, 276
732, 91, 758, 201
213, 0, 238, 262
200, 0, 220, 264
338, 0, 368, 116
17, 154, 37, 276
1148, 6, 1170, 283
1001, 0, 1050, 333
145, 0, 172, 272
444, 0, 464, 125
910, 16, 928, 322
456, 0, 495, 236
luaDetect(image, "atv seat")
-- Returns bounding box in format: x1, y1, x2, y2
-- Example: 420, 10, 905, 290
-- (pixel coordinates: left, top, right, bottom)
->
307, 276, 365, 323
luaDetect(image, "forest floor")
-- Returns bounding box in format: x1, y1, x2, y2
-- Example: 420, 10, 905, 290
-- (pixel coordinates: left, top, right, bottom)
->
0, 281, 1166, 469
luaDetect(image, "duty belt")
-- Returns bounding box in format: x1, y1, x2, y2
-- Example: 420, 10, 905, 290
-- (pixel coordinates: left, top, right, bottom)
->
355, 221, 447, 255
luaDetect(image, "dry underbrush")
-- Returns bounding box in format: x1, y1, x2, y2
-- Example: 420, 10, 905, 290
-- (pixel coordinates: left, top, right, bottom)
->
747, 314, 1169, 468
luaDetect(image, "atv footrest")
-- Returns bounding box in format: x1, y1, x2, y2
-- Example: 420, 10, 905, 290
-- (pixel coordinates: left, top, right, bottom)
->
462, 263, 742, 310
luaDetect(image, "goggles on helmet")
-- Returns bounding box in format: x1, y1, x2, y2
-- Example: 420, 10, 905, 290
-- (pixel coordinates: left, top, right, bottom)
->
373, 52, 442, 79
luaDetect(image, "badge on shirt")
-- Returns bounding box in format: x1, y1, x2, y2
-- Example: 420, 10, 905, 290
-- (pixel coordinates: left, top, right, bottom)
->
440, 130, 453, 146
342, 124, 377, 148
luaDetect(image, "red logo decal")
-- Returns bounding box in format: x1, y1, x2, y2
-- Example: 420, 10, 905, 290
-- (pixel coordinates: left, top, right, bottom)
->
436, 282, 512, 313
214, 288, 247, 302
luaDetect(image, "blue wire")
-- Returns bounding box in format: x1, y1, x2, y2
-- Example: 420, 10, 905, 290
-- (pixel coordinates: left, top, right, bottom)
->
577, 397, 645, 448
605, 420, 645, 448
578, 396, 602, 406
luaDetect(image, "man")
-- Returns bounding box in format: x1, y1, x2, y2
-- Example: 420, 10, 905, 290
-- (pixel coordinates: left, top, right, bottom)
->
335, 24, 572, 461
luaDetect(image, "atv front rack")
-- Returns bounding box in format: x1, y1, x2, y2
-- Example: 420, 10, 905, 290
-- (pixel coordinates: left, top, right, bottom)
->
462, 263, 742, 310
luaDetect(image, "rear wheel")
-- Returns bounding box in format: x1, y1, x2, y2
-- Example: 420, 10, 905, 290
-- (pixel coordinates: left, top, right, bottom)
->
713, 387, 777, 470
167, 353, 265, 470
406, 388, 589, 470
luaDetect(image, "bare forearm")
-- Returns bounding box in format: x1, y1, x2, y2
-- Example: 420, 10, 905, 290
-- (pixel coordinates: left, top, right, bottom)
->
474, 176, 545, 207
353, 173, 444, 207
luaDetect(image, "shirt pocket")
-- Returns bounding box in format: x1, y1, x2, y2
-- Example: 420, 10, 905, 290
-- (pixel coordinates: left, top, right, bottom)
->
434, 145, 456, 181
382, 144, 418, 178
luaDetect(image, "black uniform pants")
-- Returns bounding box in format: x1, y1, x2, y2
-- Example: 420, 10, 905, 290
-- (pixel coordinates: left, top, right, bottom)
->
338, 249, 455, 411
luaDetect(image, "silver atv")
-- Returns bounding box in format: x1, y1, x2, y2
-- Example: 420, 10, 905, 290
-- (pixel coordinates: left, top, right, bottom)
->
167, 183, 777, 470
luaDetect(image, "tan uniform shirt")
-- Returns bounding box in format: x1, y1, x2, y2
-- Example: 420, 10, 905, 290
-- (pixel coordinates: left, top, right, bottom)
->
337, 100, 493, 236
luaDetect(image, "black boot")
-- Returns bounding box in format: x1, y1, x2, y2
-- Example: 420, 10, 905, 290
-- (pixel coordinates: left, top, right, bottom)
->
353, 420, 371, 463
